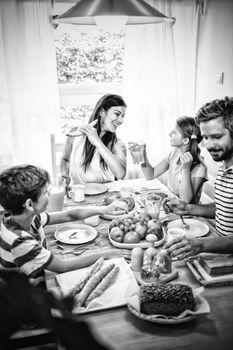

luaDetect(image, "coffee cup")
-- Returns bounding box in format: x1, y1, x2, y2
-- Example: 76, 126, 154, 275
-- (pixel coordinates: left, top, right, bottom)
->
69, 184, 85, 202
47, 186, 65, 212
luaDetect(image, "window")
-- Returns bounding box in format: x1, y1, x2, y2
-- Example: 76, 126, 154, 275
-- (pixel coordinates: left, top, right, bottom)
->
54, 20, 125, 134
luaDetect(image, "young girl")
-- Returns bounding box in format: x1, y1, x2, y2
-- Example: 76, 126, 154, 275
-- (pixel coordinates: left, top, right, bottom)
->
130, 116, 208, 204
60, 94, 127, 186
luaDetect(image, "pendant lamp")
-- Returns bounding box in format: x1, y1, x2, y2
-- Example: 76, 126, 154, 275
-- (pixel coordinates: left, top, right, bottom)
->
54, 0, 175, 26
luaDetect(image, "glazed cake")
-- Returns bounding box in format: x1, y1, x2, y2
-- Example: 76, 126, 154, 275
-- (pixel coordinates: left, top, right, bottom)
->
140, 283, 195, 316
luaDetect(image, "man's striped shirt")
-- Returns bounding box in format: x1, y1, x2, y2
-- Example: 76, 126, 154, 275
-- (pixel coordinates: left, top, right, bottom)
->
215, 164, 233, 236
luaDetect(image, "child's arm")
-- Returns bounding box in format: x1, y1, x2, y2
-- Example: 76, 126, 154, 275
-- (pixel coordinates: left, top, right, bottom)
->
141, 145, 169, 179
46, 248, 131, 273
179, 152, 205, 203
48, 200, 128, 225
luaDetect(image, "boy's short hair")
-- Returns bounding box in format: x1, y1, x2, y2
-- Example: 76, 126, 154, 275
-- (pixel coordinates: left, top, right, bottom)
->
0, 165, 50, 215
195, 97, 233, 137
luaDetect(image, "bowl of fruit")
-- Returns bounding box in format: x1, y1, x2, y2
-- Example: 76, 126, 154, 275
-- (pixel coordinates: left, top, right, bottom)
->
108, 212, 166, 249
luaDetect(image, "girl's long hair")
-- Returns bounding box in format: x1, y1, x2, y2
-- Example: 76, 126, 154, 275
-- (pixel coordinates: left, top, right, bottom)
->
82, 94, 127, 172
176, 116, 204, 169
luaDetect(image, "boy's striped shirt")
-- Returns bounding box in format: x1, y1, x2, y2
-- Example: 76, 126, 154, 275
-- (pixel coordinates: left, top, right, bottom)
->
215, 165, 233, 236
0, 212, 53, 286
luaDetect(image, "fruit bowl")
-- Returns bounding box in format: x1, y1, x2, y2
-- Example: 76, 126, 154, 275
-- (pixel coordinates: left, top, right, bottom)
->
107, 212, 166, 249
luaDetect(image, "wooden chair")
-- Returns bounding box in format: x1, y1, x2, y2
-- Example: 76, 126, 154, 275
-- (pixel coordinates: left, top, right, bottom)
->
50, 134, 65, 184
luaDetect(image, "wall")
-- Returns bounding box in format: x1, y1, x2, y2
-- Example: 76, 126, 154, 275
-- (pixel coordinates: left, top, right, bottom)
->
196, 0, 233, 185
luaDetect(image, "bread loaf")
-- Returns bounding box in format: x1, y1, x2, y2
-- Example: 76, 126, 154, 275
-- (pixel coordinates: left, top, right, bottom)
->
140, 283, 195, 316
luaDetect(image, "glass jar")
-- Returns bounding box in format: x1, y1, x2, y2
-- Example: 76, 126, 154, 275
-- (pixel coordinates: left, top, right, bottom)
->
140, 234, 160, 282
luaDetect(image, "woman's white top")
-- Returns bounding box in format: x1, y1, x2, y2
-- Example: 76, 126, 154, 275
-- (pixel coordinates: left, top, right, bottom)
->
70, 136, 115, 184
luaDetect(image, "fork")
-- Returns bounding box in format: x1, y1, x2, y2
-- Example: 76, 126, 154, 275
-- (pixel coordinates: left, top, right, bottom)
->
180, 215, 190, 230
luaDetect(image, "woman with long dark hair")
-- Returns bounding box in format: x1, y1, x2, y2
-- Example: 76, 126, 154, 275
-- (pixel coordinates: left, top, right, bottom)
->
130, 116, 208, 203
60, 94, 127, 185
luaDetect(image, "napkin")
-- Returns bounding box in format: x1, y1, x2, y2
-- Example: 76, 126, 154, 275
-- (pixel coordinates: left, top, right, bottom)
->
126, 282, 210, 320
199, 253, 233, 276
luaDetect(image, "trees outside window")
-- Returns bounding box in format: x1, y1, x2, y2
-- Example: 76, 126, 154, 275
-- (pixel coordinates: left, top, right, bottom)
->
54, 24, 125, 134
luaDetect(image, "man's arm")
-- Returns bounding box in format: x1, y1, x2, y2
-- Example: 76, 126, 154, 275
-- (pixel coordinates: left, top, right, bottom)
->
164, 198, 216, 219
165, 235, 233, 259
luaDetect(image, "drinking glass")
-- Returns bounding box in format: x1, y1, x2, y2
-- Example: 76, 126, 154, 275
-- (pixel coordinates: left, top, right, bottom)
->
145, 194, 161, 220
128, 141, 145, 164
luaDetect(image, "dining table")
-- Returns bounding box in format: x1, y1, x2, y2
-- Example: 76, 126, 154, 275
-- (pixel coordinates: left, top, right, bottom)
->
44, 178, 233, 350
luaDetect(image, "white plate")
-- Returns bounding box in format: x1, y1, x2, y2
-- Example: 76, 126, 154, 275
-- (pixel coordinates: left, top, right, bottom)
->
107, 224, 166, 249
84, 183, 108, 195
54, 223, 97, 245
56, 258, 138, 314
167, 218, 209, 239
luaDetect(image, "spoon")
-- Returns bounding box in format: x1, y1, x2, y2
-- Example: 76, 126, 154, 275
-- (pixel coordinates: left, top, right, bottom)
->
180, 216, 190, 231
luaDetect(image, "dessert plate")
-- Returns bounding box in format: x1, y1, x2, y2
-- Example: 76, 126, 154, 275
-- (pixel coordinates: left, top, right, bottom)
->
167, 218, 209, 239
84, 183, 108, 195
55, 223, 97, 245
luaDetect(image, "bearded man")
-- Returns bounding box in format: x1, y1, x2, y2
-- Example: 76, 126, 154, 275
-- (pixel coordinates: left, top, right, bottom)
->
164, 97, 233, 259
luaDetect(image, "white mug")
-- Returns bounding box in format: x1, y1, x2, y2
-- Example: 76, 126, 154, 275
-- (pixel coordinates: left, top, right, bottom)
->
47, 186, 65, 212
69, 184, 85, 202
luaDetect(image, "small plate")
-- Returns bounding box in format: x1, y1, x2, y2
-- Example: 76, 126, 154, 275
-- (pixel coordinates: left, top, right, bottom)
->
84, 183, 108, 196
55, 223, 97, 245
167, 218, 209, 238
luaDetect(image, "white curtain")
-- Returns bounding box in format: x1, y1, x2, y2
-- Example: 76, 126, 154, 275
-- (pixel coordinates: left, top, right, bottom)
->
0, 0, 60, 173
121, 0, 199, 179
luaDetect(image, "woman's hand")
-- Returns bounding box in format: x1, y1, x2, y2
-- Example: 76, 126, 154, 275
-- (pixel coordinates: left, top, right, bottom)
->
78, 120, 99, 146
164, 236, 202, 259
180, 152, 193, 170
58, 175, 71, 188
103, 200, 128, 216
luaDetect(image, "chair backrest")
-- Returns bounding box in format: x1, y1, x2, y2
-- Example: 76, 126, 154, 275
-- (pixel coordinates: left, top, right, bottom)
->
50, 134, 65, 184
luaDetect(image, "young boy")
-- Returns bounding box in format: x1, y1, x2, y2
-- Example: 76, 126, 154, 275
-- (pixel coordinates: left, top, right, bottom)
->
0, 164, 129, 286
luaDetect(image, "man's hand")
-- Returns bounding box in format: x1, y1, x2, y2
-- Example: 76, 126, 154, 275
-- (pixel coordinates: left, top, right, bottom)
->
164, 236, 202, 260
103, 200, 128, 216
162, 197, 189, 215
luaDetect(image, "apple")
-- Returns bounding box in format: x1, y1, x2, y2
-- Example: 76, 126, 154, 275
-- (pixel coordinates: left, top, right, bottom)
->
135, 222, 147, 239
147, 220, 162, 238
123, 231, 140, 243
110, 227, 124, 243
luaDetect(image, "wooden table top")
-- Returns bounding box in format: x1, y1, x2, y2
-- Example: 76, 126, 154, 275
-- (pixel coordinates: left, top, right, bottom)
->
45, 179, 233, 350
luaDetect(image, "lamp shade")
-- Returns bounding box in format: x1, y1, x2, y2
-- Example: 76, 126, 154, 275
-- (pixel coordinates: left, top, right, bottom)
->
54, 0, 174, 25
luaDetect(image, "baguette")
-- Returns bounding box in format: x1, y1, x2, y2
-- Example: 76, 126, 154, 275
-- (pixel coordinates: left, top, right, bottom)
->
85, 265, 120, 306
66, 257, 104, 298
76, 263, 115, 307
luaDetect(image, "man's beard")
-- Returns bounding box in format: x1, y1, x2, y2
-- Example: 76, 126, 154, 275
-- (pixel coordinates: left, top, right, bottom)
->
208, 146, 233, 162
